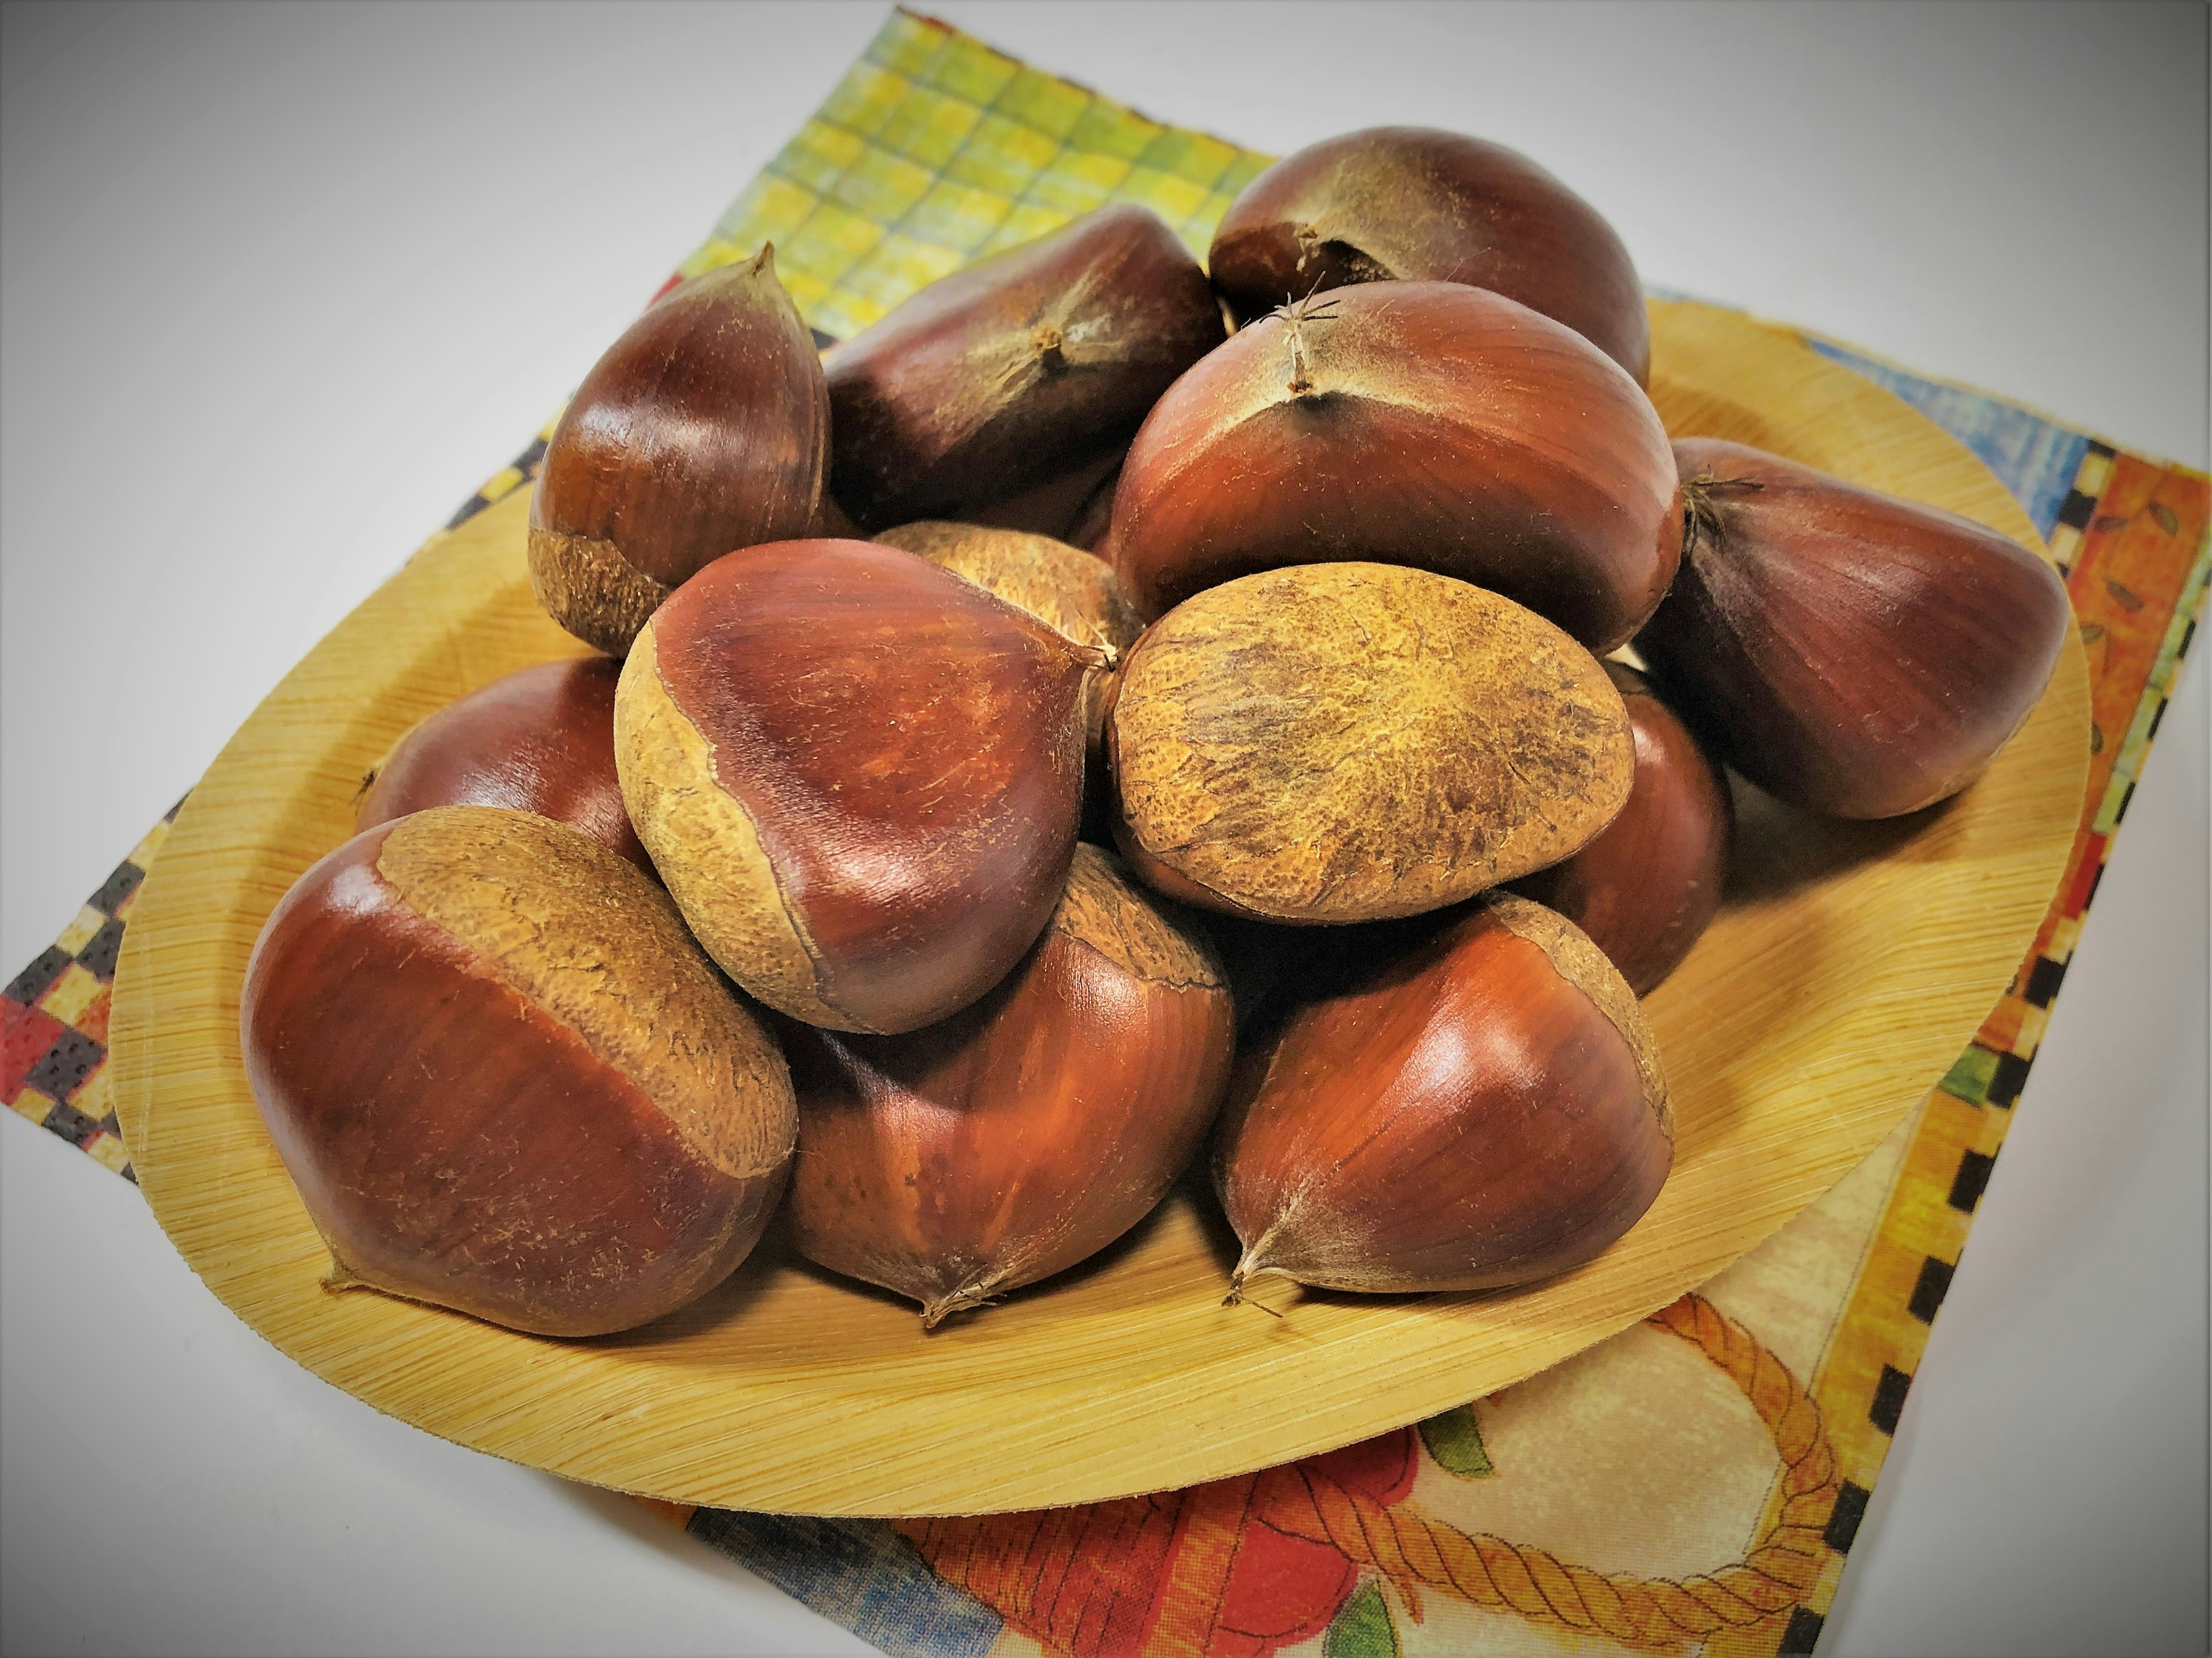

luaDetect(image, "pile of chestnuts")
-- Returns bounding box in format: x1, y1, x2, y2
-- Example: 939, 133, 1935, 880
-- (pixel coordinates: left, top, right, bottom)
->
243, 126, 2071, 1338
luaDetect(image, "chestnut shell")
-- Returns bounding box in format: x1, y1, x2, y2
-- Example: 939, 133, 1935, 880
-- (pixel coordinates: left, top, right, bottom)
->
1217, 894, 1671, 1297
784, 845, 1234, 1326
1209, 126, 1650, 385
824, 205, 1224, 530
1638, 439, 2072, 818
1512, 662, 1732, 995
1107, 282, 1681, 650
355, 657, 651, 873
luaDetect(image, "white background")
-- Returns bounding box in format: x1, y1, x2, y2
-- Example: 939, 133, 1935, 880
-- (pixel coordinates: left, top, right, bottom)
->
2, 3, 2205, 1654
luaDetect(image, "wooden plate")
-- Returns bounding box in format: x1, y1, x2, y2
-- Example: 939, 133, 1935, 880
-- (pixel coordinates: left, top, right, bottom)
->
109, 300, 2090, 1517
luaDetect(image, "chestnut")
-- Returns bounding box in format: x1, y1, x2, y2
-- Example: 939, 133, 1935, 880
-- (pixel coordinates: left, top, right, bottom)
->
1107, 282, 1681, 650
528, 245, 829, 655
240, 807, 796, 1338
1107, 563, 1634, 924
355, 657, 651, 873
1209, 126, 1650, 385
823, 205, 1224, 530
615, 538, 1099, 1035
784, 844, 1235, 1327
1217, 893, 1671, 1298
1638, 438, 2073, 818
1510, 662, 1732, 995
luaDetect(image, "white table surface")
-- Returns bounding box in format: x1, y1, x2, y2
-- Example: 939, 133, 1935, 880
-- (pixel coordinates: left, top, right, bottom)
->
3, 4, 2205, 1655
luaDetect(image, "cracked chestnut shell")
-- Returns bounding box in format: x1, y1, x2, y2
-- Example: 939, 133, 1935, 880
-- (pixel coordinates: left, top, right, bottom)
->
1511, 662, 1732, 995
785, 845, 1234, 1328
1209, 126, 1649, 385
1107, 563, 1634, 924
1638, 439, 2072, 818
823, 205, 1224, 530
240, 807, 796, 1337
1217, 893, 1672, 1298
615, 538, 1097, 1035
355, 657, 650, 873
1108, 282, 1681, 650
528, 245, 830, 655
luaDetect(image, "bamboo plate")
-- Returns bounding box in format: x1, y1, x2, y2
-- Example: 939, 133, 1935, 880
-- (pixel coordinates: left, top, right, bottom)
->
109, 299, 2090, 1517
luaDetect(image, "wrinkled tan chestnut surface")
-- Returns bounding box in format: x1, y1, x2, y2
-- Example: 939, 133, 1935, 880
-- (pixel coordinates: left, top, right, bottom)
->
824, 204, 1223, 530
1218, 893, 1672, 1296
240, 807, 796, 1337
1108, 281, 1680, 649
1641, 438, 2072, 818
616, 538, 1095, 1035
1209, 125, 1650, 384
1108, 564, 1633, 924
1512, 662, 1733, 995
355, 657, 650, 872
785, 845, 1235, 1327
529, 245, 829, 654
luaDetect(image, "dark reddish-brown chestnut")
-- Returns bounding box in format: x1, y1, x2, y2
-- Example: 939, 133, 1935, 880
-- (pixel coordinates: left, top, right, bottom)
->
615, 538, 1100, 1035
1216, 893, 1671, 1299
1638, 439, 2072, 819
1108, 564, 1634, 924
1511, 662, 1732, 995
240, 807, 796, 1337
823, 205, 1224, 530
1209, 126, 1650, 385
529, 245, 829, 654
355, 657, 651, 873
785, 844, 1234, 1327
1108, 282, 1681, 650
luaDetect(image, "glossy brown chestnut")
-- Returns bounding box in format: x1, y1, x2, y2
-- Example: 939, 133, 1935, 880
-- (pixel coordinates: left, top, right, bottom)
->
1638, 439, 2073, 819
823, 205, 1224, 530
1216, 893, 1671, 1298
615, 538, 1099, 1035
1209, 126, 1650, 385
240, 807, 796, 1337
1108, 564, 1634, 924
1511, 662, 1732, 995
355, 657, 651, 873
785, 844, 1235, 1327
1107, 282, 1681, 650
528, 245, 829, 654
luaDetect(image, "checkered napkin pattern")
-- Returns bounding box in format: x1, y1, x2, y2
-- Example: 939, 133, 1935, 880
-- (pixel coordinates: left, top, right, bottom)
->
9, 11, 2207, 1657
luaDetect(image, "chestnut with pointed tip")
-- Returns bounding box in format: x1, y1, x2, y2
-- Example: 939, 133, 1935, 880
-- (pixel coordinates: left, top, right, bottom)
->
1638, 439, 2072, 818
1510, 662, 1732, 995
528, 245, 830, 654
615, 538, 1099, 1035
824, 205, 1224, 530
1209, 126, 1650, 385
241, 807, 797, 1338
1108, 282, 1681, 650
1107, 563, 1634, 924
355, 657, 652, 874
785, 844, 1235, 1328
1217, 893, 1672, 1299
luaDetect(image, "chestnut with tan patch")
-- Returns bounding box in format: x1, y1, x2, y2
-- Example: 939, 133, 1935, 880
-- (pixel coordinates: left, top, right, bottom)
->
1217, 893, 1671, 1299
528, 245, 828, 654
786, 845, 1234, 1328
616, 538, 1097, 1035
240, 807, 796, 1338
1107, 564, 1633, 924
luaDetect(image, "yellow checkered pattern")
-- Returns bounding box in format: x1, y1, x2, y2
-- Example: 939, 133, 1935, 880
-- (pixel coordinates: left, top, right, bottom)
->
675, 9, 1275, 342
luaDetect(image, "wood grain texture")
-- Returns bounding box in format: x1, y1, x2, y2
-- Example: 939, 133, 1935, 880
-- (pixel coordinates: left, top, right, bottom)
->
108, 301, 2089, 1516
